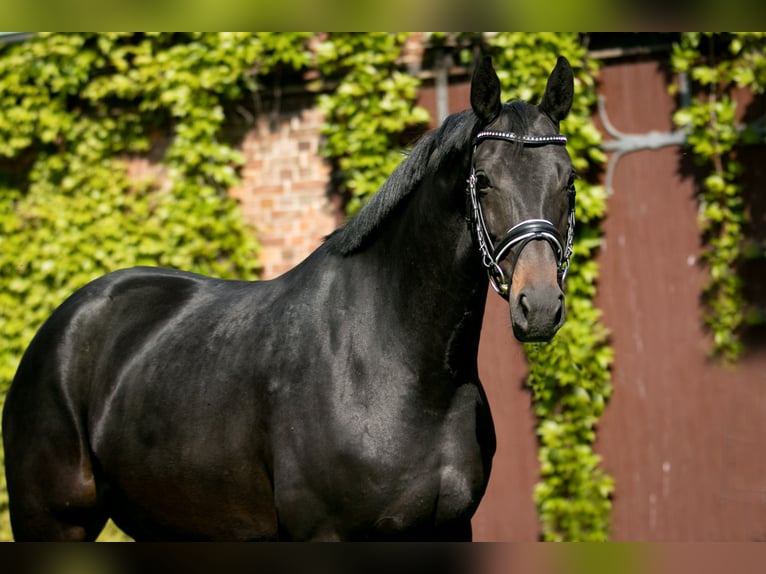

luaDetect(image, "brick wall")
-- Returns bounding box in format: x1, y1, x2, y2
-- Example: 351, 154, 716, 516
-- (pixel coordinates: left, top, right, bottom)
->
124, 36, 433, 282
227, 32, 430, 280
230, 107, 343, 280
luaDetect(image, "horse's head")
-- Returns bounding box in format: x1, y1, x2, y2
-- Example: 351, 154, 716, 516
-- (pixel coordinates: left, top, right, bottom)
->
468, 55, 576, 342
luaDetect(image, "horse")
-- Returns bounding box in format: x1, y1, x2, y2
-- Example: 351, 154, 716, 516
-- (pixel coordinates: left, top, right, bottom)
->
2, 55, 576, 541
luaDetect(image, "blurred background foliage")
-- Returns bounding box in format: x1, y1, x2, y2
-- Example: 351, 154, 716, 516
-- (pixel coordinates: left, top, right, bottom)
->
317, 33, 430, 215
670, 32, 766, 362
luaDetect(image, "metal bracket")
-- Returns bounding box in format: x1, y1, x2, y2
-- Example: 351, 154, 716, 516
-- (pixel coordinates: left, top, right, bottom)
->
598, 71, 690, 195
598, 70, 766, 195
598, 102, 687, 196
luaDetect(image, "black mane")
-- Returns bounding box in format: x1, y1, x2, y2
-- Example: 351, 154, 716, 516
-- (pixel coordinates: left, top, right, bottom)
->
324, 109, 477, 255
325, 102, 531, 256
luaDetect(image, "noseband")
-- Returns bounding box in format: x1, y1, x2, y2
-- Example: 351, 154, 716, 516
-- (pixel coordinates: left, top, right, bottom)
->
467, 130, 576, 300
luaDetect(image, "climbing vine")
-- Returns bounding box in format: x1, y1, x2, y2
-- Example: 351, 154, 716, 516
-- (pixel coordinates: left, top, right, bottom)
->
316, 33, 429, 215
670, 32, 766, 362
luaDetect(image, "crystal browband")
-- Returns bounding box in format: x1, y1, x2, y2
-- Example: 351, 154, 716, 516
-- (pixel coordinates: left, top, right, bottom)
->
474, 131, 568, 146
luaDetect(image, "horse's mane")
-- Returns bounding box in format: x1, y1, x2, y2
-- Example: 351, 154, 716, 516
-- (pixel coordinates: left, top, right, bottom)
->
324, 101, 530, 256
324, 109, 477, 256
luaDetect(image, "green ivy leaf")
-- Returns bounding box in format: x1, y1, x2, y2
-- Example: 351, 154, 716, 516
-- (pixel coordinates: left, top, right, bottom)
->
671, 32, 756, 363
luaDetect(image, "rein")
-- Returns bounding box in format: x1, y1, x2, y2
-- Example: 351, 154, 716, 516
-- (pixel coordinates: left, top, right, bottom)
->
467, 130, 575, 300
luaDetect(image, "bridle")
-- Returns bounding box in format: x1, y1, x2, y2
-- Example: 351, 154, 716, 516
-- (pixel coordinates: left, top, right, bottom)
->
467, 130, 576, 300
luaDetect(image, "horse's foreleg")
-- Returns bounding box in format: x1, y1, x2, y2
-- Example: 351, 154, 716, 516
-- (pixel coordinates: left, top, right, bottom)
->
4, 377, 107, 541
4, 431, 108, 541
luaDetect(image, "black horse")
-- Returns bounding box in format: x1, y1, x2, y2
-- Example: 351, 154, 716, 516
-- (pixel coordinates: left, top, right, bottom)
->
3, 55, 576, 541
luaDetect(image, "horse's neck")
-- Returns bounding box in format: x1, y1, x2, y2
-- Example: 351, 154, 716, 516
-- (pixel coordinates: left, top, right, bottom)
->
362, 169, 489, 372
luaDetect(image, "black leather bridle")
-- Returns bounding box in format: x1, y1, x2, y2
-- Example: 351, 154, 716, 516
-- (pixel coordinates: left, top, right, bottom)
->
467, 130, 576, 300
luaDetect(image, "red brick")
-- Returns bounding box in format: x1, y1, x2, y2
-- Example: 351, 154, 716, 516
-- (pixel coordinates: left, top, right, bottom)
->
252, 185, 283, 195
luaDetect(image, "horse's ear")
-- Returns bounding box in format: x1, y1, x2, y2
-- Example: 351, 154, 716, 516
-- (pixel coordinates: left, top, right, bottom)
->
539, 56, 574, 126
470, 56, 502, 125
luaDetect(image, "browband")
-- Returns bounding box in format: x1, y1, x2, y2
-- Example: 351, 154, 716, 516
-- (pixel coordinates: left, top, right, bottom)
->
468, 130, 575, 299
474, 131, 568, 146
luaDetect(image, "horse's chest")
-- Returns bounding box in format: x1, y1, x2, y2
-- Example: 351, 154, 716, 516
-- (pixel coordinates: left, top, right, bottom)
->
275, 382, 494, 539
360, 383, 493, 533
427, 384, 494, 520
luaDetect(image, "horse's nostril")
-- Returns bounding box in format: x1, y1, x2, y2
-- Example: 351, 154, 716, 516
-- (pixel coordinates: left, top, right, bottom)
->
519, 293, 530, 319
513, 286, 565, 342
554, 295, 564, 325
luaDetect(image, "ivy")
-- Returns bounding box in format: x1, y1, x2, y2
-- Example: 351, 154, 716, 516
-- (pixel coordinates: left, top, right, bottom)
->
670, 32, 766, 362
316, 33, 429, 215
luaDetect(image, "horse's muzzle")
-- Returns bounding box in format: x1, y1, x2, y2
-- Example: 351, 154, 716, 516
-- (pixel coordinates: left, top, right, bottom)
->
509, 283, 565, 342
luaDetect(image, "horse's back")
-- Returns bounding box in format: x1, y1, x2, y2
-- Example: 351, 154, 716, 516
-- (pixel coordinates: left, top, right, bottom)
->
5, 266, 229, 412
1, 267, 169, 540
2, 267, 279, 540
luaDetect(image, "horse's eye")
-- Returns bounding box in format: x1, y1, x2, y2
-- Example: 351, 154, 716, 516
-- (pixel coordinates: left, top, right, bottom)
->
567, 173, 577, 190
476, 173, 490, 190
